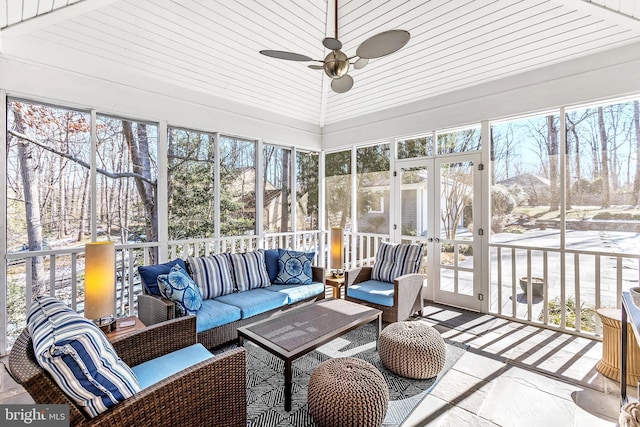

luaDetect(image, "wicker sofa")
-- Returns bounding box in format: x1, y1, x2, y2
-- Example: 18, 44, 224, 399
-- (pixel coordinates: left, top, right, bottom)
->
138, 250, 326, 349
8, 316, 247, 427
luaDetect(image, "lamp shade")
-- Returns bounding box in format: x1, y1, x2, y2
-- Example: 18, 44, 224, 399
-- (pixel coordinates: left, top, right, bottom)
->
330, 227, 344, 270
84, 241, 115, 320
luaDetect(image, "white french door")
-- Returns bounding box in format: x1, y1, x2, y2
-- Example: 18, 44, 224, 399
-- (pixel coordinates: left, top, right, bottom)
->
394, 152, 483, 311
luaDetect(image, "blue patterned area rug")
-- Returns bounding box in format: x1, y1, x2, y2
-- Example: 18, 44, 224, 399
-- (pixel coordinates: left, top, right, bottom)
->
217, 321, 467, 427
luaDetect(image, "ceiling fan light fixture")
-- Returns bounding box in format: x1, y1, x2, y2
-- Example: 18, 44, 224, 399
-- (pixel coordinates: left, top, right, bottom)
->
323, 50, 349, 79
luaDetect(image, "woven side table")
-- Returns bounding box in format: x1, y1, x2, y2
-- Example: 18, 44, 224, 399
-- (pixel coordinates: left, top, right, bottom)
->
596, 308, 640, 384
308, 357, 389, 427
378, 321, 446, 379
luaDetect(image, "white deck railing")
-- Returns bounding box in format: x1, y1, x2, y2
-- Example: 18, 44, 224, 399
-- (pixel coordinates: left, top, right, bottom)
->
489, 242, 640, 338
2, 232, 323, 354
5, 231, 637, 353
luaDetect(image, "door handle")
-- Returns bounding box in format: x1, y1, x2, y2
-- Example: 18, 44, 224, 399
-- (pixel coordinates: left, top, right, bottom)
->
434, 238, 440, 243
427, 238, 433, 242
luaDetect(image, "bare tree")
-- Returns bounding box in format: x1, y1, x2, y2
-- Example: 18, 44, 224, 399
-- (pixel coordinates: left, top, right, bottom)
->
598, 107, 611, 208
10, 106, 46, 295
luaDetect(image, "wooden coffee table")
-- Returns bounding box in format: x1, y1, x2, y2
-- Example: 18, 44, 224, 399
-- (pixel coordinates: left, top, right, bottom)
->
237, 298, 382, 411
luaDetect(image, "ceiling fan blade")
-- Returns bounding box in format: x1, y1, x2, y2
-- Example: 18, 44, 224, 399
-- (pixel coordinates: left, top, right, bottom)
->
353, 57, 369, 70
331, 74, 354, 93
259, 50, 313, 61
308, 64, 324, 70
355, 29, 411, 59
323, 37, 342, 50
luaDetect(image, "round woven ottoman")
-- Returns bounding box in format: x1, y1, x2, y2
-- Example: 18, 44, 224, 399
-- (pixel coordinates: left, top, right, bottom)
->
307, 357, 389, 427
378, 321, 446, 379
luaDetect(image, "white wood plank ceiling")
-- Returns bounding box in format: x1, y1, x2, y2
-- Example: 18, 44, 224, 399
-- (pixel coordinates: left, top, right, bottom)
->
1, 0, 640, 127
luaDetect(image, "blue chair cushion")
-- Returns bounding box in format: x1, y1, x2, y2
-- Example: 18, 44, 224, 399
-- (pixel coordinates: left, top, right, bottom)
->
226, 250, 271, 291
27, 296, 140, 418
138, 258, 187, 296
214, 289, 288, 319
371, 242, 425, 283
274, 249, 314, 285
132, 343, 213, 389
265, 282, 325, 304
195, 300, 242, 334
346, 280, 395, 307
264, 249, 280, 283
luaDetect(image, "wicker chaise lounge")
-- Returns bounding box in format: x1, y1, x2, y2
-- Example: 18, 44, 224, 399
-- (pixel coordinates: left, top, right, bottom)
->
8, 316, 247, 427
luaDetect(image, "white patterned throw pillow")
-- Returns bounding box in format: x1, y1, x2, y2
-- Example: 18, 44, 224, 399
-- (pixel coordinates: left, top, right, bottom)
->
371, 242, 425, 283
27, 296, 140, 418
157, 264, 203, 316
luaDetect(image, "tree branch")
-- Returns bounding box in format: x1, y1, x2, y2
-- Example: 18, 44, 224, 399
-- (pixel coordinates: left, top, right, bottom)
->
8, 129, 157, 186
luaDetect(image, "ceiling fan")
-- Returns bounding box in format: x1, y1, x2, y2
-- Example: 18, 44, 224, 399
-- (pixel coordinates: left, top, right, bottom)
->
259, 0, 411, 93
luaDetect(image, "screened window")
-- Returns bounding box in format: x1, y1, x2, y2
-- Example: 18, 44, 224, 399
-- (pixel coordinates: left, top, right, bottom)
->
566, 99, 640, 252
356, 144, 390, 234
220, 136, 256, 236
167, 128, 216, 239
490, 113, 560, 248
437, 126, 481, 154
296, 151, 319, 231
397, 134, 433, 159
96, 115, 158, 245
263, 144, 292, 233
325, 150, 351, 230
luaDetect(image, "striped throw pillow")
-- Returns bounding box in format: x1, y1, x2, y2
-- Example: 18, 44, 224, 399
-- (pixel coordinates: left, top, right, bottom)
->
227, 250, 271, 291
187, 254, 235, 299
27, 296, 140, 418
371, 242, 425, 283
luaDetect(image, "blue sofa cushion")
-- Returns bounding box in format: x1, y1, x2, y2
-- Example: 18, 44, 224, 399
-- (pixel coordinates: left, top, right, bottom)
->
215, 288, 288, 319
27, 297, 140, 418
138, 258, 187, 296
266, 282, 325, 304
346, 280, 395, 307
157, 264, 203, 317
187, 254, 235, 299
132, 343, 213, 389
274, 249, 314, 285
195, 299, 242, 334
227, 250, 271, 291
371, 242, 425, 283
264, 249, 280, 283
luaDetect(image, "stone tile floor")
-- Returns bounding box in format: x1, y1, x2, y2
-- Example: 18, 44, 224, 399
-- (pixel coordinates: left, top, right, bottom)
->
0, 311, 626, 426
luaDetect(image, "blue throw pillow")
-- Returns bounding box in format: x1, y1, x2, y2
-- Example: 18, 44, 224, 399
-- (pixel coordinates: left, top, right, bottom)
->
138, 259, 187, 296
157, 264, 203, 317
27, 296, 140, 418
274, 249, 315, 285
263, 249, 280, 283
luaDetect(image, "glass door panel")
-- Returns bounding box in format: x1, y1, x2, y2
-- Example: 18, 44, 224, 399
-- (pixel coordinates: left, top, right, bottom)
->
434, 155, 481, 309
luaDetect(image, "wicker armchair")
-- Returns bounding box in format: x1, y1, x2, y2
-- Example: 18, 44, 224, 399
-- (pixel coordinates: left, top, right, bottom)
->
345, 266, 424, 323
7, 316, 247, 427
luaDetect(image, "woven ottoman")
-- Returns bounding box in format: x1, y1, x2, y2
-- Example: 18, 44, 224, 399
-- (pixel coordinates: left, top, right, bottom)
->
308, 357, 389, 427
379, 321, 446, 379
